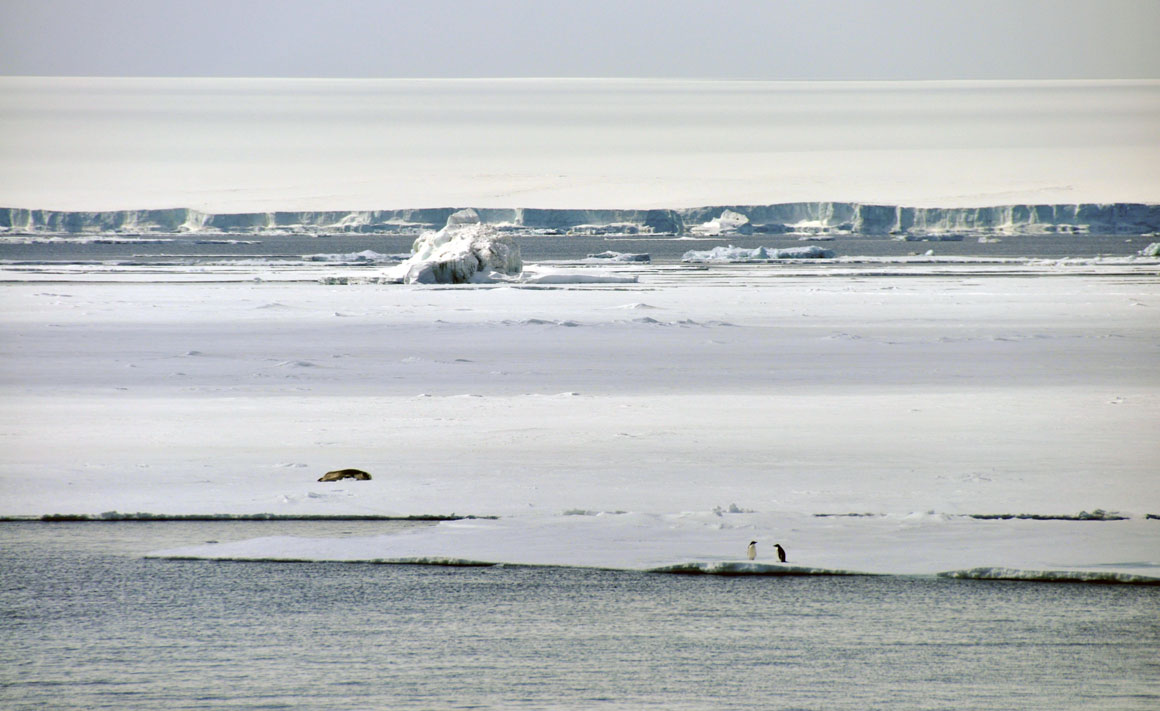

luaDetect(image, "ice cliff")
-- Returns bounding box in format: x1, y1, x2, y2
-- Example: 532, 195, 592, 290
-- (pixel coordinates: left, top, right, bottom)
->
2, 202, 1159, 237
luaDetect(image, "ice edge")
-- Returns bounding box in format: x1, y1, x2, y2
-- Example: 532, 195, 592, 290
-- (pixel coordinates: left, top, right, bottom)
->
139, 554, 1160, 585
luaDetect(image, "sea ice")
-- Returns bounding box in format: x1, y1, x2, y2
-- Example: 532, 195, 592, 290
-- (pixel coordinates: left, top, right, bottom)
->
3, 78, 1160, 212
2, 270, 1157, 583
147, 510, 1160, 582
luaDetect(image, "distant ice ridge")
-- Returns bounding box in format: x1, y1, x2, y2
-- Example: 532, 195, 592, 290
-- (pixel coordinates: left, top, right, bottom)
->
4, 202, 1160, 237
682, 245, 835, 262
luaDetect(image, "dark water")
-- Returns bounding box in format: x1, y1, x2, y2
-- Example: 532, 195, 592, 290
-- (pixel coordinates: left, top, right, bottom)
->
2, 522, 1158, 710
0, 232, 1154, 267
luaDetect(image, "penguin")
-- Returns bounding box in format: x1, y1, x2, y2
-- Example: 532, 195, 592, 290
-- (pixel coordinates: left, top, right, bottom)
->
747, 541, 757, 560
774, 543, 787, 563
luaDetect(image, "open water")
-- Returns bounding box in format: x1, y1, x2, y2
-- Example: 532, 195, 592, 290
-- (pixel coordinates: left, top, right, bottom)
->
0, 231, 1155, 268
2, 521, 1158, 710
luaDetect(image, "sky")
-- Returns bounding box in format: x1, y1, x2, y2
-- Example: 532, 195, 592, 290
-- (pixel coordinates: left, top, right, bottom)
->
1, 0, 1158, 80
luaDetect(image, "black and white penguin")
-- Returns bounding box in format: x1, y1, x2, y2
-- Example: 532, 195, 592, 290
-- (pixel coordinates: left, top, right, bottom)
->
773, 543, 787, 563
747, 541, 757, 560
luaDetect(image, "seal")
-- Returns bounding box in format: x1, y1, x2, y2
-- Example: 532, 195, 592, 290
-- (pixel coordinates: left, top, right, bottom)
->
318, 468, 372, 482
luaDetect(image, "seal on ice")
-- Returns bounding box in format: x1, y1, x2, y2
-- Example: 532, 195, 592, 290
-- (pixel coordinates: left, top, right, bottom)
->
318, 468, 372, 482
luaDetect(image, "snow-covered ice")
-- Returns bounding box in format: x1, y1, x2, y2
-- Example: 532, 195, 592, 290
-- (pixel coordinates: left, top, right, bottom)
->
2, 78, 1159, 212
1, 268, 1157, 581
148, 510, 1160, 581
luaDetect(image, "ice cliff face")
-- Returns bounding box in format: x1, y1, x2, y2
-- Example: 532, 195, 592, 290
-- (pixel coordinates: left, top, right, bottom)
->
396, 209, 523, 284
2, 203, 1158, 237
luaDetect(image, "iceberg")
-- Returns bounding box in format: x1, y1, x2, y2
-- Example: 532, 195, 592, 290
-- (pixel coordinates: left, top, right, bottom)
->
690, 209, 752, 236
391, 209, 523, 284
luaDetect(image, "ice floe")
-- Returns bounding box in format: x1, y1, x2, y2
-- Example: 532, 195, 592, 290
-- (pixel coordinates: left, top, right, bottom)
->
937, 567, 1160, 585
146, 510, 1160, 584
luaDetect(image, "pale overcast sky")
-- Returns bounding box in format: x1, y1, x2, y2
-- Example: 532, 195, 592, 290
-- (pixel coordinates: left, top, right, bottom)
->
1, 0, 1158, 80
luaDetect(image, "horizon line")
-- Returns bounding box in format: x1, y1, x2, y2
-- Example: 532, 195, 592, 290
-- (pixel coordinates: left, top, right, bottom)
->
3, 74, 1159, 84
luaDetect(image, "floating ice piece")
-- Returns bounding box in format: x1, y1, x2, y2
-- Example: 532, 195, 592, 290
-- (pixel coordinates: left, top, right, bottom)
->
584, 251, 651, 262
691, 209, 752, 235
1140, 242, 1160, 257
896, 234, 964, 242
938, 567, 1160, 585
681, 245, 835, 262
393, 209, 523, 284
303, 250, 405, 263
143, 508, 1160, 584
518, 266, 637, 284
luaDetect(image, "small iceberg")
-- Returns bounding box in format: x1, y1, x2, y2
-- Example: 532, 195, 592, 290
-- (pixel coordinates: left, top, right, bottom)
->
682, 245, 835, 262
584, 251, 651, 263
690, 209, 752, 236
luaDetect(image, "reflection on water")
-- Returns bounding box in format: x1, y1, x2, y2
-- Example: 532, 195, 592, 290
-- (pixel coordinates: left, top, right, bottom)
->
2, 522, 1158, 710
